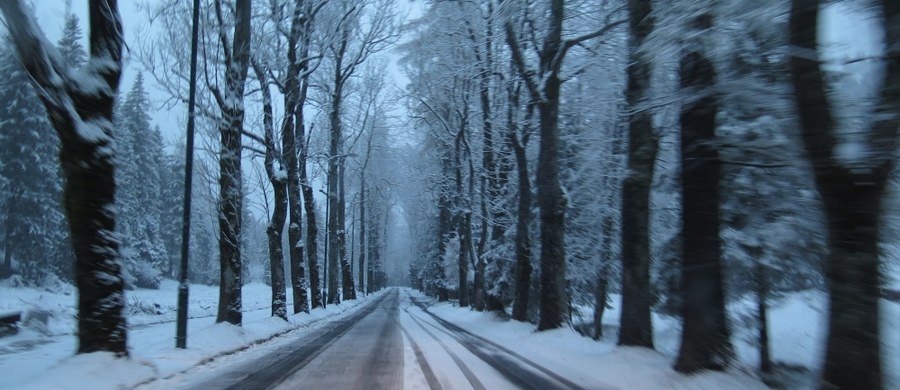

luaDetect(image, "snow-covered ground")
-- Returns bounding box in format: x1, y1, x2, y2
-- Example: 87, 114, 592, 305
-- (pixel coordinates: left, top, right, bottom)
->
1, 280, 897, 389
407, 288, 900, 390
0, 279, 380, 389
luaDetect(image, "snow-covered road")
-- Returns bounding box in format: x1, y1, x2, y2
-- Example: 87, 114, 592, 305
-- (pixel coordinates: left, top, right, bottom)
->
134, 288, 595, 390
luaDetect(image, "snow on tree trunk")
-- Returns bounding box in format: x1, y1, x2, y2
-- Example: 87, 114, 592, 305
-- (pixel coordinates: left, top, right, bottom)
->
0, 0, 128, 355
280, 1, 310, 314
510, 106, 533, 322
252, 61, 287, 320
339, 162, 355, 300
215, 0, 251, 326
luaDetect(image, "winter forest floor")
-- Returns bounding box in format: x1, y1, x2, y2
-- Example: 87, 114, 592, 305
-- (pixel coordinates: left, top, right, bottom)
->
0, 280, 897, 389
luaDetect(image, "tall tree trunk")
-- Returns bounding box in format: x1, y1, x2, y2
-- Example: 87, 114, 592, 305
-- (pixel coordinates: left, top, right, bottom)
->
0, 0, 128, 354
437, 184, 452, 301
252, 61, 287, 320
674, 42, 730, 373
368, 208, 378, 293
326, 29, 349, 305
533, 0, 567, 330
1, 201, 13, 278
327, 90, 342, 305
213, 0, 251, 326
788, 2, 899, 388
286, 148, 307, 314
340, 162, 355, 300
358, 174, 367, 294
754, 256, 770, 373
461, 0, 496, 313
267, 182, 288, 320
295, 0, 320, 310
510, 125, 532, 322
299, 147, 320, 308
456, 160, 470, 307
281, 0, 309, 314
593, 214, 614, 340
593, 268, 609, 340
508, 70, 533, 322
618, 0, 657, 349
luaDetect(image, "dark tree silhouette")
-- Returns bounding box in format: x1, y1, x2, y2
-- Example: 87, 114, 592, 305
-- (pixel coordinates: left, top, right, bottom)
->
0, 0, 127, 354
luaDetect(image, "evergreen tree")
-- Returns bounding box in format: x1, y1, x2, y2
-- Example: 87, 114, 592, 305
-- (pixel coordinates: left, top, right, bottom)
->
0, 45, 70, 284
160, 149, 185, 278
57, 3, 87, 69
115, 74, 168, 289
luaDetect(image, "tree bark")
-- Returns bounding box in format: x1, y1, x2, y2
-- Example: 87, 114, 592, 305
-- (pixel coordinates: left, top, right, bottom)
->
326, 27, 350, 306
455, 153, 470, 307
327, 88, 343, 305
340, 162, 355, 300
788, 1, 899, 388
754, 257, 770, 373
510, 114, 533, 322
533, 0, 568, 330
358, 174, 367, 294
618, 0, 657, 349
0, 0, 128, 354
594, 214, 615, 340
1, 201, 13, 278
674, 45, 730, 373
215, 0, 251, 326
281, 0, 310, 314
295, 0, 321, 310
252, 61, 287, 320
593, 269, 609, 340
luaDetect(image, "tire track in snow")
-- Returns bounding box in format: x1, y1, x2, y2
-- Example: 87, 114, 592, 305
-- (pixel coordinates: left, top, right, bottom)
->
407, 293, 614, 390
403, 304, 487, 390
398, 323, 442, 390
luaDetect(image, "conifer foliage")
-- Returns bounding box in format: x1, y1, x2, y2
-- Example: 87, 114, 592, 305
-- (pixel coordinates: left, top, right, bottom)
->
115, 74, 169, 289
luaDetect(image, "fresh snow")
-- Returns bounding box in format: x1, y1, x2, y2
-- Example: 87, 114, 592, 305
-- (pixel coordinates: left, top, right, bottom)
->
0, 279, 381, 389
407, 288, 899, 390
2, 281, 897, 389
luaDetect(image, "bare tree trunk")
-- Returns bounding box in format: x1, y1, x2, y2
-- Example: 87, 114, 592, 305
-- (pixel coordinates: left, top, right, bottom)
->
252, 61, 287, 320
0, 0, 128, 354
327, 87, 343, 305
358, 174, 367, 294
593, 269, 609, 340
788, 2, 899, 388
286, 150, 307, 314
505, 0, 577, 330
510, 118, 532, 322
340, 162, 355, 300
593, 214, 614, 340
212, 0, 251, 326
674, 41, 730, 373
1, 201, 13, 278
455, 156, 470, 307
437, 183, 452, 301
619, 0, 657, 349
278, 0, 310, 315
300, 149, 320, 308
267, 182, 288, 320
754, 258, 770, 373
295, 0, 321, 310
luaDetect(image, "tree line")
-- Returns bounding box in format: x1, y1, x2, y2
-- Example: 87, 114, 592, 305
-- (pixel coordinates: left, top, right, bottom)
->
401, 1, 897, 389
0, 0, 897, 388
0, 0, 395, 356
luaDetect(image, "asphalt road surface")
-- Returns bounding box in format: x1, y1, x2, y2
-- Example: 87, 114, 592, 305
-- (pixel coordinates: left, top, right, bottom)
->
142, 288, 600, 390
